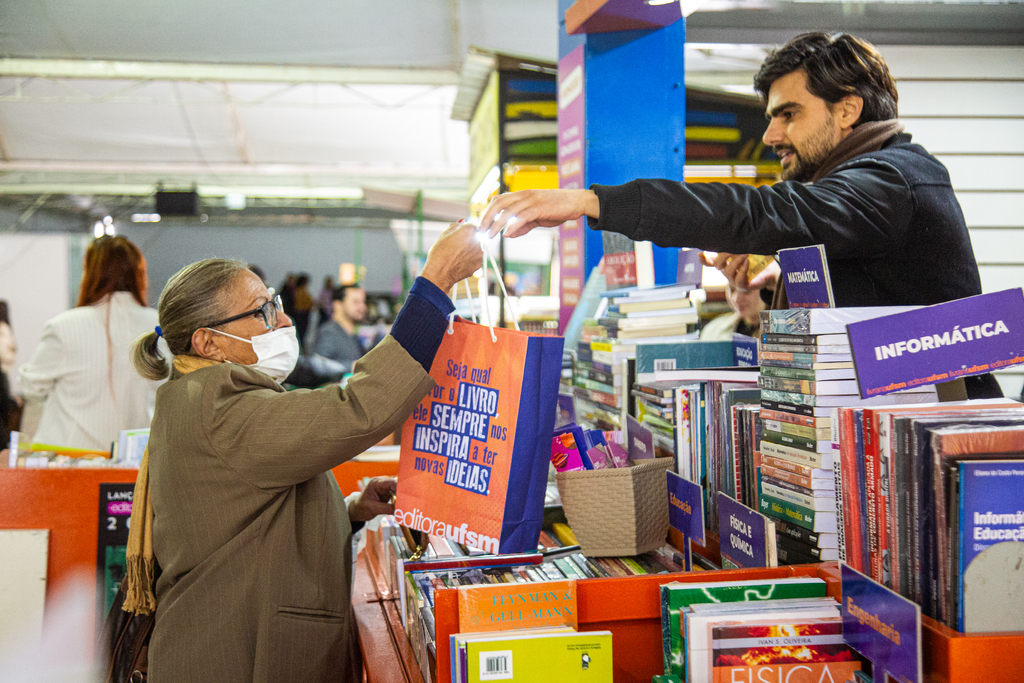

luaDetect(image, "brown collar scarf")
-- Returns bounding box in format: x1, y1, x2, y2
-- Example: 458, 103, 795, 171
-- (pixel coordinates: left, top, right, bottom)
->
770, 119, 906, 310
122, 354, 223, 615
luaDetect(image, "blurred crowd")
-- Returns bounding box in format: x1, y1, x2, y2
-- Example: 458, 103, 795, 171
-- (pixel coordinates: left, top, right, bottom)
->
0, 237, 396, 455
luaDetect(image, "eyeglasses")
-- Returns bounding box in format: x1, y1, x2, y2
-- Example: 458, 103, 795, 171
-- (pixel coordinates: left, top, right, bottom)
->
204, 294, 283, 331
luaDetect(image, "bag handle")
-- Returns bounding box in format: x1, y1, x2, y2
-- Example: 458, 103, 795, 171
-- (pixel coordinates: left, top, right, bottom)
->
479, 242, 520, 342
447, 279, 478, 335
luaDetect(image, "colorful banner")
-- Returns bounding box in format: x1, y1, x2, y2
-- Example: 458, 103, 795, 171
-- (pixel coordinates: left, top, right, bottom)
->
846, 288, 1024, 398
778, 245, 834, 308
841, 564, 921, 683
97, 482, 134, 630
717, 493, 771, 569
557, 45, 586, 333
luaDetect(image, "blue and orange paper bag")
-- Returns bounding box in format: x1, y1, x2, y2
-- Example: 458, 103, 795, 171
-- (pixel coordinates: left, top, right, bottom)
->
395, 317, 563, 554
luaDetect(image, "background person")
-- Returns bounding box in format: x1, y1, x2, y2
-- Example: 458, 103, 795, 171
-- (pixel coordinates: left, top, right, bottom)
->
0, 300, 19, 449
18, 236, 162, 450
315, 284, 368, 372
126, 221, 481, 682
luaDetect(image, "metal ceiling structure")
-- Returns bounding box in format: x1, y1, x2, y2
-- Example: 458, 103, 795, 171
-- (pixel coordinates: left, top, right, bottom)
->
0, 0, 1019, 229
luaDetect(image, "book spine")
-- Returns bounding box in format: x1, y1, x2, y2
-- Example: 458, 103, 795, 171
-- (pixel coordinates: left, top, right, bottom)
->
761, 482, 829, 510
760, 389, 820, 407
761, 429, 823, 453
831, 409, 846, 563
759, 493, 825, 532
758, 407, 825, 429
759, 398, 818, 418
837, 408, 858, 571
761, 419, 831, 441
758, 376, 814, 393
762, 333, 840, 345
775, 533, 827, 562
759, 463, 831, 490
759, 440, 829, 468
863, 411, 880, 582
775, 542, 820, 565
759, 454, 829, 480
775, 518, 823, 548
760, 351, 844, 363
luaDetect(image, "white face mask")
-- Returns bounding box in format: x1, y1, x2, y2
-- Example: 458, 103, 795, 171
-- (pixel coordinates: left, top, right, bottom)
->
208, 325, 299, 382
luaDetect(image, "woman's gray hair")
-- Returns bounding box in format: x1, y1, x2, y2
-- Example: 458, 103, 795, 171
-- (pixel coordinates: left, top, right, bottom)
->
131, 259, 251, 380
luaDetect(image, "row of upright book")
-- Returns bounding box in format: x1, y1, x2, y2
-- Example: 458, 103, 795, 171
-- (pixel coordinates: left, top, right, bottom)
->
573, 301, 1023, 635
371, 516, 694, 682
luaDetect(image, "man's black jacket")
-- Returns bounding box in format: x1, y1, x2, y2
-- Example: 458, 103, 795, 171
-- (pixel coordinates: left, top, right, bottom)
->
590, 133, 982, 308
590, 133, 1002, 398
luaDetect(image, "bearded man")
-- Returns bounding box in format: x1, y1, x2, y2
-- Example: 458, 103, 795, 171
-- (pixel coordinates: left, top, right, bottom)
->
477, 32, 999, 397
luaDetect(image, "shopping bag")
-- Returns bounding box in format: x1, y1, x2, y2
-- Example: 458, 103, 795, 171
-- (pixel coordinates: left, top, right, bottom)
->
394, 314, 563, 555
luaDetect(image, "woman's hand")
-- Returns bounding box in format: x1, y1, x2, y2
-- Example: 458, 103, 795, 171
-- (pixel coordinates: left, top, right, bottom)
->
420, 221, 486, 293
348, 476, 398, 523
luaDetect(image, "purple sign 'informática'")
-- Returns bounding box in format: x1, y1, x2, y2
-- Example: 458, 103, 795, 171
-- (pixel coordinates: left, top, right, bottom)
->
847, 288, 1024, 398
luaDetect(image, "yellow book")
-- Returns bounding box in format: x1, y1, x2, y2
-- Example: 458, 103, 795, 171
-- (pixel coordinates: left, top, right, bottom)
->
551, 522, 579, 547
458, 579, 577, 632
461, 630, 613, 683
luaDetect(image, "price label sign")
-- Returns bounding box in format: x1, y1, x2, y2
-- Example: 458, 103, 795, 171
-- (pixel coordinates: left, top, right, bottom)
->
667, 470, 704, 570
841, 564, 921, 683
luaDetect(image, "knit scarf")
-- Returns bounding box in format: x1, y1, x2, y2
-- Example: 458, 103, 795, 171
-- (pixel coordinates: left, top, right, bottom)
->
771, 119, 906, 310
122, 354, 223, 615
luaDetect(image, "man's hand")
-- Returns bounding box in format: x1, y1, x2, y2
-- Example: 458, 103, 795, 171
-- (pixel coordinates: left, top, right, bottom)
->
348, 476, 398, 523
479, 189, 599, 238
700, 252, 780, 293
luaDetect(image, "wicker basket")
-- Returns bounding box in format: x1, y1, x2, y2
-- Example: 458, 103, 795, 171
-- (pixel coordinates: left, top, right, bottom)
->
555, 457, 675, 557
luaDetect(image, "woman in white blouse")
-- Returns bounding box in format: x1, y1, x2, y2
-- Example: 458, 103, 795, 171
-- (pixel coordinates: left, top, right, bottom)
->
19, 236, 162, 451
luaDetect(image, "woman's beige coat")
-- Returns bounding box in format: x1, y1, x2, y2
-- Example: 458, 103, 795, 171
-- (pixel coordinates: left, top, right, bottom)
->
147, 337, 432, 682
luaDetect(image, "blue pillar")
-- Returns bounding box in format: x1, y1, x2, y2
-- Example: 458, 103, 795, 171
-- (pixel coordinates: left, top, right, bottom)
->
558, 1, 686, 285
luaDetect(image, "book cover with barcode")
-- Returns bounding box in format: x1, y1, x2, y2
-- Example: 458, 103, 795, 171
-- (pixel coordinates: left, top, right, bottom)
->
464, 630, 612, 682
710, 620, 861, 683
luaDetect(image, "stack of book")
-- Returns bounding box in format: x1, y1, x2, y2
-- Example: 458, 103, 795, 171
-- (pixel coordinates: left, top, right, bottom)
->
755, 307, 939, 566
598, 282, 698, 341
372, 518, 692, 679
658, 576, 865, 683
572, 282, 699, 431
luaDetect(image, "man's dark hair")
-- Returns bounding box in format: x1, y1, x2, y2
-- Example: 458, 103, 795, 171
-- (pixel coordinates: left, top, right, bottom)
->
754, 32, 898, 125
332, 284, 362, 302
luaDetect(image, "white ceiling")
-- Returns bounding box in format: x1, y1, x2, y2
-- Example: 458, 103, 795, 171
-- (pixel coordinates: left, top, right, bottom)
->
0, 0, 1020, 220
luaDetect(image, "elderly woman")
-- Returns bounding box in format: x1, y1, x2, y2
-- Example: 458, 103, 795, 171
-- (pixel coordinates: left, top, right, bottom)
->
127, 221, 482, 682
20, 235, 160, 450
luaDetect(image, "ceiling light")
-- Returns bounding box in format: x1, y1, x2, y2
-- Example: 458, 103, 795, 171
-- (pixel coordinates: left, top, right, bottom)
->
130, 213, 161, 223
93, 221, 104, 238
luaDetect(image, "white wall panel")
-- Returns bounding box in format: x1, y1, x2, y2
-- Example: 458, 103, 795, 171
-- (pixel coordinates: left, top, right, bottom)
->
993, 370, 1024, 399
0, 529, 48, 649
903, 119, 1024, 155
940, 156, 1024, 191
0, 234, 70, 395
977, 265, 1024, 294
969, 229, 1024, 265
957, 193, 1024, 228
897, 82, 1024, 118
882, 46, 1024, 80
